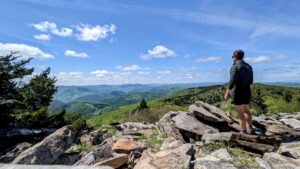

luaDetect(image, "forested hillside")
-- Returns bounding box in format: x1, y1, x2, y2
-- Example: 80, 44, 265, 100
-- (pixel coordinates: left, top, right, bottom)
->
89, 84, 300, 126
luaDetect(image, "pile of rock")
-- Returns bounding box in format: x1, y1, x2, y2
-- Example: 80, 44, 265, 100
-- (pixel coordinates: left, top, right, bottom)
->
1, 101, 300, 169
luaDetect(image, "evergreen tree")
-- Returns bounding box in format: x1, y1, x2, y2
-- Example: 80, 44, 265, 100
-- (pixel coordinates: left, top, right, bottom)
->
138, 98, 149, 110
0, 53, 33, 128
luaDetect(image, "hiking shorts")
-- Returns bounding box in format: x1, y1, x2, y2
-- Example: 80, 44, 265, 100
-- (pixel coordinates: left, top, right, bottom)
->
231, 85, 251, 105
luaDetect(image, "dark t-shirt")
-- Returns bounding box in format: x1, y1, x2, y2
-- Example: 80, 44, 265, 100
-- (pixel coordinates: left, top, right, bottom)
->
228, 60, 253, 105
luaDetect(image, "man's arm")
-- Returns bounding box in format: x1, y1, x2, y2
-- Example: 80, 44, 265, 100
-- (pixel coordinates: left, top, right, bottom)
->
225, 65, 237, 100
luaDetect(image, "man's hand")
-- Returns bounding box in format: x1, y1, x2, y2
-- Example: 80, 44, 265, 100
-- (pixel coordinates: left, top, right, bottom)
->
224, 89, 230, 101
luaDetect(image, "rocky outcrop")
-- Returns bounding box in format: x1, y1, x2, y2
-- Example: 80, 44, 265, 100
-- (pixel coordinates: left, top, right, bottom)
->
12, 125, 75, 164
134, 137, 195, 169
3, 101, 300, 169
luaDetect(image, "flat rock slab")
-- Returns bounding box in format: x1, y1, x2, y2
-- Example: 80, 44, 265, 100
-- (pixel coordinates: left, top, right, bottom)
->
172, 112, 219, 136
279, 141, 300, 159
202, 132, 232, 144
280, 118, 300, 130
0, 164, 113, 169
263, 152, 300, 169
194, 101, 233, 123
94, 154, 128, 168
112, 138, 146, 154
189, 104, 223, 122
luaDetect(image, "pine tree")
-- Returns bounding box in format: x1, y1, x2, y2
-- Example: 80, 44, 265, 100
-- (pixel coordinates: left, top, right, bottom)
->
0, 53, 33, 128
138, 98, 149, 110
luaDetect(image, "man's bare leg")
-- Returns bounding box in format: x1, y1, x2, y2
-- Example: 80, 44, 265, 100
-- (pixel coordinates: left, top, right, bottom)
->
235, 105, 246, 131
243, 104, 252, 128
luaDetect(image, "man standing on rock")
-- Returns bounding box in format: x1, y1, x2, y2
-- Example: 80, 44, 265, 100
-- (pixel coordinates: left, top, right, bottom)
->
224, 49, 254, 134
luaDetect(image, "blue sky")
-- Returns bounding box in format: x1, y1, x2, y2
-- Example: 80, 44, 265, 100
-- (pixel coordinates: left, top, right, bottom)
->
1, 0, 300, 85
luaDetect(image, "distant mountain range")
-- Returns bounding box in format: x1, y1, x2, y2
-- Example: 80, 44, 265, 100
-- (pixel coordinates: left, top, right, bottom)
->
48, 82, 222, 116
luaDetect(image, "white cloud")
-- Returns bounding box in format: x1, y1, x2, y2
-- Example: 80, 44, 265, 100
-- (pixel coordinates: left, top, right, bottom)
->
0, 42, 53, 59
245, 55, 287, 63
140, 45, 176, 60
31, 21, 73, 37
264, 65, 295, 73
90, 69, 114, 77
138, 71, 150, 75
34, 34, 51, 41
121, 65, 141, 71
76, 24, 116, 41
58, 71, 83, 78
195, 56, 221, 63
65, 50, 89, 58
156, 70, 171, 74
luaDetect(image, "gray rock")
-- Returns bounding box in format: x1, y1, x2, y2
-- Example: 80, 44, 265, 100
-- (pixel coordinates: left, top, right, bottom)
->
74, 141, 113, 165
210, 149, 232, 161
0, 142, 32, 163
263, 152, 300, 169
116, 122, 155, 131
157, 111, 185, 142
193, 160, 237, 169
53, 152, 84, 165
0, 164, 113, 169
134, 138, 195, 169
93, 154, 128, 168
12, 125, 75, 164
189, 104, 223, 122
172, 112, 219, 136
80, 129, 104, 146
201, 132, 232, 144
112, 138, 146, 154
255, 157, 271, 169
279, 141, 300, 159
279, 118, 300, 130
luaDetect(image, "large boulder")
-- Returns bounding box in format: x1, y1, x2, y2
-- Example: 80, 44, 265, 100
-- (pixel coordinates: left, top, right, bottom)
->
12, 125, 75, 164
201, 132, 232, 144
263, 152, 300, 169
157, 111, 185, 141
172, 112, 219, 138
279, 141, 300, 159
134, 137, 195, 169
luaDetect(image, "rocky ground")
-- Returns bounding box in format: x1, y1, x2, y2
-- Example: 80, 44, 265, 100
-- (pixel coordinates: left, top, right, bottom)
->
1, 101, 300, 169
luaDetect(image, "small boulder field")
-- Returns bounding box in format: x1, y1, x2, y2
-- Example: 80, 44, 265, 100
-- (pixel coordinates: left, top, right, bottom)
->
1, 101, 300, 169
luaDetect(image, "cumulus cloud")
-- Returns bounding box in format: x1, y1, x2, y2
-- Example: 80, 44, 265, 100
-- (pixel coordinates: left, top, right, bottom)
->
0, 42, 53, 59
90, 69, 114, 77
245, 55, 287, 63
140, 45, 176, 60
76, 24, 116, 41
156, 70, 171, 74
65, 50, 89, 58
264, 65, 295, 73
195, 56, 221, 63
34, 34, 51, 41
58, 71, 83, 78
138, 71, 150, 75
120, 65, 141, 71
31, 21, 73, 37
